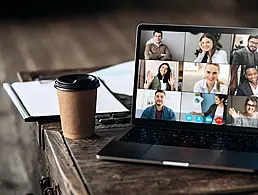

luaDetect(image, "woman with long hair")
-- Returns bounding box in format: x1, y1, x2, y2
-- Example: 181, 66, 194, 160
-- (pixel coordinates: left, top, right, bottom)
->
190, 94, 228, 125
144, 63, 175, 91
195, 33, 228, 64
229, 97, 258, 127
193, 63, 228, 94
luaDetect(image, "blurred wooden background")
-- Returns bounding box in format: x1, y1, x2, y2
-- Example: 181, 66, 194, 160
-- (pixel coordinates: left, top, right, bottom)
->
1, 0, 258, 194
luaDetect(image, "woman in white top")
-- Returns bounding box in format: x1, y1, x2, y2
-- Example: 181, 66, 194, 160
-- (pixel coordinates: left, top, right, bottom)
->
144, 63, 175, 91
193, 63, 228, 94
190, 94, 227, 124
195, 33, 228, 64
229, 97, 258, 128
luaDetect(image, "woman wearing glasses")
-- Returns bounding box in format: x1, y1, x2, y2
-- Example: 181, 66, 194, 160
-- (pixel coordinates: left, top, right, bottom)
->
229, 97, 258, 127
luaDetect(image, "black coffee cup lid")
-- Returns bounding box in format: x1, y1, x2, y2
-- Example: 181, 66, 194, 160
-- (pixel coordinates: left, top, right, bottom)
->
54, 74, 100, 91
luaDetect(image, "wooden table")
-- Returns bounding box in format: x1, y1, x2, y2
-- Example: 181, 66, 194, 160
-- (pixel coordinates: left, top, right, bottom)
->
18, 67, 258, 195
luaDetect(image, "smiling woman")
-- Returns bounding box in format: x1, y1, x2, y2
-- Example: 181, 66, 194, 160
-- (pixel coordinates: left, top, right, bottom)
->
229, 97, 258, 128
194, 33, 228, 64
193, 63, 228, 94
144, 62, 176, 91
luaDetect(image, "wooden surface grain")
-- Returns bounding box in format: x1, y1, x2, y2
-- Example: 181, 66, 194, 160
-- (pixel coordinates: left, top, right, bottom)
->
32, 68, 258, 195
43, 129, 89, 195
40, 120, 258, 195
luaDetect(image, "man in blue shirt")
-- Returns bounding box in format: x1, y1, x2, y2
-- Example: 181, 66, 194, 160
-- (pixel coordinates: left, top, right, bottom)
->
140, 90, 176, 121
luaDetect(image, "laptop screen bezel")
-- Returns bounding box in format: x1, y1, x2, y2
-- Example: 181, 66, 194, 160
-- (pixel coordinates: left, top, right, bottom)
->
131, 23, 258, 133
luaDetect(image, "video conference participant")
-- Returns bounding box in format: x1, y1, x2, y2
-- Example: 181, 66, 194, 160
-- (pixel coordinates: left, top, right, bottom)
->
194, 33, 228, 64
193, 63, 228, 94
230, 35, 258, 94
232, 35, 258, 66
236, 65, 258, 96
144, 30, 172, 61
140, 90, 176, 121
144, 63, 176, 91
229, 97, 258, 127
190, 94, 228, 124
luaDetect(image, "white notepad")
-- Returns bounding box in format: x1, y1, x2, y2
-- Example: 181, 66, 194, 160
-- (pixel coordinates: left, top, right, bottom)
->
3, 79, 129, 122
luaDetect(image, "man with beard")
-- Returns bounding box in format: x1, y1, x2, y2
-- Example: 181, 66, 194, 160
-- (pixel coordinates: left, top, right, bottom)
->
144, 30, 172, 61
236, 66, 258, 96
140, 90, 176, 120
229, 35, 258, 94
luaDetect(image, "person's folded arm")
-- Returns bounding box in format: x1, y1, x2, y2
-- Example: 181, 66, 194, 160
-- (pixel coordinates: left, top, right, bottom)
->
144, 44, 161, 60
160, 45, 172, 60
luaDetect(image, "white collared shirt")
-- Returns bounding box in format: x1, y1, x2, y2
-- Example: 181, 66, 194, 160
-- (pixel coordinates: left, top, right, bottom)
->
194, 49, 228, 64
153, 41, 162, 47
249, 83, 258, 96
146, 38, 162, 47
193, 79, 228, 94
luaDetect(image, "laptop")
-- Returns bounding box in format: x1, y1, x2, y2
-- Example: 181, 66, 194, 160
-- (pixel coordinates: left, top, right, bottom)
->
96, 24, 258, 172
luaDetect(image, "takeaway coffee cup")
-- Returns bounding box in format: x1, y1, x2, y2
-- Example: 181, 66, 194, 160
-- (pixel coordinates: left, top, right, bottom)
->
54, 74, 100, 139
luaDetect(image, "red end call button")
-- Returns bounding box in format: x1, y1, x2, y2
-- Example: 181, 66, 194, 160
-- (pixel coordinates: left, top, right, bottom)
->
215, 117, 223, 125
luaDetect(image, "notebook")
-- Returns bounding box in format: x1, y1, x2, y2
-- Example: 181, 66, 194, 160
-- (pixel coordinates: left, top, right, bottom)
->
3, 78, 129, 122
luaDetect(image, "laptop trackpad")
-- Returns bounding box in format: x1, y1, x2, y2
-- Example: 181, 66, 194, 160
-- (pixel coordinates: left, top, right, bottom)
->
97, 141, 152, 159
141, 145, 222, 165
215, 151, 258, 170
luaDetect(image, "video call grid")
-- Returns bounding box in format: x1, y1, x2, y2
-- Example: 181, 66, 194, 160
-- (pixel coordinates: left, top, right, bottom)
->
135, 29, 258, 129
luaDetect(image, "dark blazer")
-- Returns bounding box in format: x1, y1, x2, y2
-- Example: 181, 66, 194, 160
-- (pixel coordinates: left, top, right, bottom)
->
230, 48, 258, 94
204, 103, 227, 124
232, 47, 258, 66
236, 80, 253, 96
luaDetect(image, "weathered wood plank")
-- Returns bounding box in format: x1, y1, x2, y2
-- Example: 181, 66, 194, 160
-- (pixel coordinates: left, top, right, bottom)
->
44, 129, 90, 195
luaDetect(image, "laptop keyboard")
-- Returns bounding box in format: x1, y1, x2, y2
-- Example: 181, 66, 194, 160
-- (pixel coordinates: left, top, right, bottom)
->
119, 127, 258, 153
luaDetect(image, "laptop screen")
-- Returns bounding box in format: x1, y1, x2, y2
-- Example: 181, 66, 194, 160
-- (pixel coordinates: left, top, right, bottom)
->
133, 24, 258, 130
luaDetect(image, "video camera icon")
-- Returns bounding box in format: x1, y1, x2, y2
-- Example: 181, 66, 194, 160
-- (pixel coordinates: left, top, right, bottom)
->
205, 116, 213, 124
